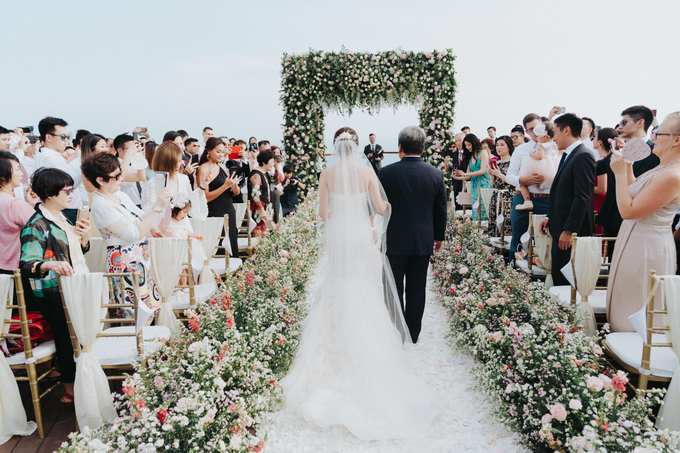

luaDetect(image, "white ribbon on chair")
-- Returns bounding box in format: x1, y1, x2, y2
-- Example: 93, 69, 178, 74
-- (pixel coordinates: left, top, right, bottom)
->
657, 276, 680, 431
84, 237, 108, 273
234, 203, 247, 231
148, 238, 187, 331
60, 273, 117, 430
480, 189, 494, 221
571, 237, 601, 336
0, 275, 36, 444
532, 214, 553, 288
190, 217, 223, 286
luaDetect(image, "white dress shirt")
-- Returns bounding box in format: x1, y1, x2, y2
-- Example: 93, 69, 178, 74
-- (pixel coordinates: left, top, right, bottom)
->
582, 139, 599, 161
562, 139, 582, 161
35, 147, 83, 208
505, 140, 549, 194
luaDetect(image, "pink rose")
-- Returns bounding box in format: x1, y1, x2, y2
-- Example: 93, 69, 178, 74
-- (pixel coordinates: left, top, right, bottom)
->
459, 267, 468, 275
505, 384, 513, 394
279, 258, 288, 265
587, 376, 604, 392
598, 374, 612, 390
154, 376, 165, 390
490, 332, 502, 342
569, 399, 582, 410
550, 403, 567, 421
541, 414, 553, 424
592, 344, 603, 356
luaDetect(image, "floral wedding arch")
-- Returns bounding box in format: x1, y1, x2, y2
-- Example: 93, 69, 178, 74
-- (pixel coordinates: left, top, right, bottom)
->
280, 48, 457, 190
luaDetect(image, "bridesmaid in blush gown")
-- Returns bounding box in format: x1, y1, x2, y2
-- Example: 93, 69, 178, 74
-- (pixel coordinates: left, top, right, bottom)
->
606, 112, 680, 332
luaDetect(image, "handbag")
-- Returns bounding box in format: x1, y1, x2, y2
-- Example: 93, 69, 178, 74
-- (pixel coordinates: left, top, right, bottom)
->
5, 312, 54, 354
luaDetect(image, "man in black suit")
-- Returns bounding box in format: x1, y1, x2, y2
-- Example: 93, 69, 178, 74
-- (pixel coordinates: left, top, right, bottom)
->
363, 133, 384, 174
379, 126, 447, 343
539, 113, 596, 286
449, 133, 465, 210
597, 106, 659, 241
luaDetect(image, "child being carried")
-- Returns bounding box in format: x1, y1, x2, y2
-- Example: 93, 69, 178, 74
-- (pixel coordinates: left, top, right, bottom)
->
516, 121, 559, 211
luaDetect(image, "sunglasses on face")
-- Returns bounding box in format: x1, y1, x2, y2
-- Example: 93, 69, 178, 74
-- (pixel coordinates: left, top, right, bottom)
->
108, 171, 123, 181
48, 133, 69, 141
511, 135, 522, 140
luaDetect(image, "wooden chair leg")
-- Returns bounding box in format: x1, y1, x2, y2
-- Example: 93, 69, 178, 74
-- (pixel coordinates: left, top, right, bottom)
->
27, 362, 45, 438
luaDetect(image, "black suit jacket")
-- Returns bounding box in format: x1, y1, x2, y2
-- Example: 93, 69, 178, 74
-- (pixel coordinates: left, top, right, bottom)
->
450, 150, 463, 195
596, 143, 659, 229
364, 144, 384, 171
378, 156, 447, 256
548, 144, 596, 238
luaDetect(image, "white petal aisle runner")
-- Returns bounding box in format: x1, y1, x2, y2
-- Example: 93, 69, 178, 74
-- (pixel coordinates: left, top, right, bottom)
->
261, 286, 528, 453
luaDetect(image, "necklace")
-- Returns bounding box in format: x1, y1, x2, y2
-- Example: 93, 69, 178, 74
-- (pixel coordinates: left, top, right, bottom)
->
95, 190, 120, 204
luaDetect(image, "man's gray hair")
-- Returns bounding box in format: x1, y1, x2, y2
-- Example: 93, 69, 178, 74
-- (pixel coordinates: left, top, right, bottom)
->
398, 126, 426, 155
454, 133, 465, 139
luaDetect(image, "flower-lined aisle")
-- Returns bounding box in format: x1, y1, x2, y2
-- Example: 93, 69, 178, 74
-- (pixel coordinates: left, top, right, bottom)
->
58, 197, 319, 453
261, 286, 525, 453
431, 216, 680, 453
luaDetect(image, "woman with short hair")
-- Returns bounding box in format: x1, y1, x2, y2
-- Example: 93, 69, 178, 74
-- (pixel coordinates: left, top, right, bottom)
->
19, 167, 91, 408
249, 149, 276, 236
83, 153, 171, 319
487, 136, 515, 235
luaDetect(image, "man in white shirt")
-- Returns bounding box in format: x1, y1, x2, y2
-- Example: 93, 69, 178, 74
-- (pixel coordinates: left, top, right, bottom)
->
35, 116, 83, 223
505, 113, 551, 259
487, 126, 496, 141
581, 117, 599, 160
200, 126, 214, 157
113, 134, 148, 209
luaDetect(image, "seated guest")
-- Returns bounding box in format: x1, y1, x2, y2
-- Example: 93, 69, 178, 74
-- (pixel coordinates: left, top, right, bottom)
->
249, 150, 275, 237
486, 136, 515, 236
281, 164, 306, 218
83, 153, 171, 319
606, 112, 680, 332
19, 168, 91, 409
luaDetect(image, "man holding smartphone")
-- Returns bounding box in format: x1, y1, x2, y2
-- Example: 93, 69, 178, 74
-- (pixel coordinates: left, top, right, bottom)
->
225, 139, 250, 203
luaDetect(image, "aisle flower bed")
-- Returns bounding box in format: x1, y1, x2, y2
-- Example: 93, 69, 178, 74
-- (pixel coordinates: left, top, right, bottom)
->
59, 197, 319, 453
431, 215, 679, 453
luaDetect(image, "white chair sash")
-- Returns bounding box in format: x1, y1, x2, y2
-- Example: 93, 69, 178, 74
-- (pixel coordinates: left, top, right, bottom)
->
60, 273, 117, 430
84, 237, 108, 273
571, 237, 601, 336
657, 276, 680, 431
234, 203, 247, 232
532, 214, 553, 288
480, 188, 494, 220
190, 217, 224, 286
0, 275, 36, 444
148, 238, 187, 331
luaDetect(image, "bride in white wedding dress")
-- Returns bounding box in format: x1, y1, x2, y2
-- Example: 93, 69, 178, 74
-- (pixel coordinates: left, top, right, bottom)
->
280, 127, 444, 441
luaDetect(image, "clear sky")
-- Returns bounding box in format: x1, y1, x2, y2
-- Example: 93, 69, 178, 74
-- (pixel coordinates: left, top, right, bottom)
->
2, 0, 679, 155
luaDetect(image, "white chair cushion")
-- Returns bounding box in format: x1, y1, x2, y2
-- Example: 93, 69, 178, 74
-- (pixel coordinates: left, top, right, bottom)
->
606, 332, 679, 378
92, 326, 171, 366
209, 257, 242, 276
515, 259, 549, 276
489, 237, 510, 249
170, 283, 217, 309
548, 286, 607, 314
6, 340, 57, 365
238, 237, 259, 249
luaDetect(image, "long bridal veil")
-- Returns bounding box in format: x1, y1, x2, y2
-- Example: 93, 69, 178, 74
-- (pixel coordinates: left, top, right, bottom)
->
280, 128, 443, 441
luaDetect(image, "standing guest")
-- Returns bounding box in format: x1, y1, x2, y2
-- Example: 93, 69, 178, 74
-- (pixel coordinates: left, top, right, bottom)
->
363, 133, 384, 175
249, 149, 275, 237
196, 137, 240, 257
248, 136, 258, 154
606, 112, 680, 332
0, 126, 11, 152
453, 133, 491, 220
487, 136, 515, 235
113, 134, 149, 209
83, 153, 171, 319
506, 114, 550, 259
379, 126, 447, 342
581, 117, 599, 159
539, 113, 596, 286
20, 168, 91, 408
481, 138, 497, 158
592, 128, 617, 235
596, 106, 660, 240
461, 126, 471, 135
201, 127, 214, 155
225, 139, 250, 203
510, 125, 526, 149
450, 133, 465, 209
177, 130, 189, 159
34, 117, 83, 224
281, 164, 306, 217
487, 126, 497, 140
21, 135, 40, 178
63, 146, 76, 161
270, 146, 285, 223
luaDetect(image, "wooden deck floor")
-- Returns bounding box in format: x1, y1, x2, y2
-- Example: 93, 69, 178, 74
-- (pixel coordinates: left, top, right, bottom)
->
0, 382, 75, 453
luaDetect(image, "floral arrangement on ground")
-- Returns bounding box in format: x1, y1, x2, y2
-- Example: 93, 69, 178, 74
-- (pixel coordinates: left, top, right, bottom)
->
281, 48, 457, 193
58, 196, 319, 453
431, 214, 680, 453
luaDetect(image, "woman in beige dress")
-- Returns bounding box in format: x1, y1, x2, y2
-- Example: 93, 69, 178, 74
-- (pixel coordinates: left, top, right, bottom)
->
607, 112, 680, 331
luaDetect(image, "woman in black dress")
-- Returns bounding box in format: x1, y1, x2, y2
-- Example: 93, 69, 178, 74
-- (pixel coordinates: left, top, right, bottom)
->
248, 150, 275, 237
196, 137, 240, 257
487, 135, 515, 236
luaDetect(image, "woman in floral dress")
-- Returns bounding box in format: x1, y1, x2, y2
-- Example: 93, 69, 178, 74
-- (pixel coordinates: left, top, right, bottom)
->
487, 136, 515, 236
248, 150, 275, 237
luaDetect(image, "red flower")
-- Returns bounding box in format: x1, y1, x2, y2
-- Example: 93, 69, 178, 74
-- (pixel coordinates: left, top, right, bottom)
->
157, 409, 168, 424
188, 318, 200, 332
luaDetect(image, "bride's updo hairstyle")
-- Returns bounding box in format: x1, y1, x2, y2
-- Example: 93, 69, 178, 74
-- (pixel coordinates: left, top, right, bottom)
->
333, 127, 359, 158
